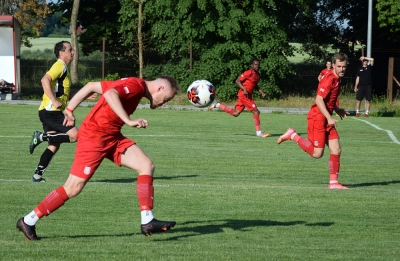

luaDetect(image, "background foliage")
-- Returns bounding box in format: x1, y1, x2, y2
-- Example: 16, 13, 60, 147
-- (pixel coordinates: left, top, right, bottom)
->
3, 0, 400, 100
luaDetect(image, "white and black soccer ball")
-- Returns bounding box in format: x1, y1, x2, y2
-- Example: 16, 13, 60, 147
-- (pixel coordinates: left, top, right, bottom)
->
187, 80, 216, 108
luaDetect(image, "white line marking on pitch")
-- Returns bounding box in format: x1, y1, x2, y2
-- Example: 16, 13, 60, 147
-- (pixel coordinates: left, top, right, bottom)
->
353, 117, 400, 145
0, 134, 186, 138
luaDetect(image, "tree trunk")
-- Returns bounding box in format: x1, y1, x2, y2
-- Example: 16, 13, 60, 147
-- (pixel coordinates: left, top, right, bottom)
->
70, 0, 80, 84
137, 0, 143, 78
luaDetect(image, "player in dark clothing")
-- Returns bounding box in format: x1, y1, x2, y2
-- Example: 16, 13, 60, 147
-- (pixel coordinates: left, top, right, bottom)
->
354, 56, 374, 117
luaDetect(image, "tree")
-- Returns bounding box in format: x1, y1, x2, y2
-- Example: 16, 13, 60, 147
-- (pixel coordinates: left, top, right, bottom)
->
51, 0, 400, 98
376, 0, 400, 33
0, 0, 51, 46
51, 0, 123, 56
70, 0, 80, 84
124, 0, 315, 98
40, 11, 69, 37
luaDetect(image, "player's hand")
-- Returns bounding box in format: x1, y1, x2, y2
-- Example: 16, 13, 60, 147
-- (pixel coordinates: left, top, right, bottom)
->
354, 87, 358, 92
261, 92, 266, 99
86, 93, 98, 100
52, 100, 62, 109
243, 89, 249, 97
335, 108, 350, 120
128, 118, 148, 129
327, 117, 338, 127
63, 111, 76, 126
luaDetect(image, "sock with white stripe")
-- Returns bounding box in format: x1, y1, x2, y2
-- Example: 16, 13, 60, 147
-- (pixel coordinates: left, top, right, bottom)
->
42, 133, 71, 143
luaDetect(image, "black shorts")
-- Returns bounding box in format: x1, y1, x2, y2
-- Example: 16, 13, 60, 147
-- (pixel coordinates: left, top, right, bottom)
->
356, 85, 372, 101
38, 110, 73, 133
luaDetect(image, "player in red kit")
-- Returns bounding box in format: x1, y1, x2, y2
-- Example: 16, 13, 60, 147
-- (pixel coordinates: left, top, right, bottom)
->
317, 59, 332, 82
277, 53, 350, 189
16, 76, 180, 240
318, 59, 340, 109
208, 58, 270, 137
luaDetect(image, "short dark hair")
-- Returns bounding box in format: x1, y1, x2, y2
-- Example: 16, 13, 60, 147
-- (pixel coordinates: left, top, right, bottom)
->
159, 75, 180, 94
332, 53, 348, 64
54, 41, 71, 58
251, 58, 260, 64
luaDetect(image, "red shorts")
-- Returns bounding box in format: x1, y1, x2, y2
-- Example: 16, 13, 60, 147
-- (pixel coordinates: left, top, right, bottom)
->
307, 119, 339, 148
235, 95, 257, 113
70, 134, 135, 180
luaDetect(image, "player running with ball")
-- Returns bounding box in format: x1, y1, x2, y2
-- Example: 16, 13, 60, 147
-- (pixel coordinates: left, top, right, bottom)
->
277, 53, 350, 189
17, 76, 179, 240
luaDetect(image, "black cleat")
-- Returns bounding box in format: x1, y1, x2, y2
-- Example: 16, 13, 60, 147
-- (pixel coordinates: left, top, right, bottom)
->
32, 176, 46, 183
16, 217, 39, 241
141, 218, 176, 237
29, 131, 42, 154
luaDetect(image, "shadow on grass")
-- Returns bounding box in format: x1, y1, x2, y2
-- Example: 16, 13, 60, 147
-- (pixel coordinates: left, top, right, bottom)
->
347, 180, 400, 188
90, 174, 199, 183
152, 219, 334, 241
35, 219, 334, 241
233, 132, 307, 138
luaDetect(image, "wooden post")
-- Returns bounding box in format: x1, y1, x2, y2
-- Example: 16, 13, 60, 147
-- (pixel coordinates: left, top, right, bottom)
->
387, 57, 394, 103
102, 37, 105, 80
190, 41, 192, 71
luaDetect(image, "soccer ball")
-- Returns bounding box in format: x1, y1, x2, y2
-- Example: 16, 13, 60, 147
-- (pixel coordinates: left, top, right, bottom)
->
187, 80, 216, 108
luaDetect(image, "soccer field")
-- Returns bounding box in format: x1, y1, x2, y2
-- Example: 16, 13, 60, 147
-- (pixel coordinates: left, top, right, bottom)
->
1, 103, 399, 260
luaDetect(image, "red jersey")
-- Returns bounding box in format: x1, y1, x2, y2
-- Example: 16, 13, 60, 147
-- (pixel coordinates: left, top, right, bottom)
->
319, 68, 331, 79
308, 70, 341, 121
78, 77, 146, 138
238, 68, 260, 97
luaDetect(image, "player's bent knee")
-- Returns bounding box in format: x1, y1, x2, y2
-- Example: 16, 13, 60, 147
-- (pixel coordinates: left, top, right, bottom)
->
63, 185, 84, 198
63, 175, 88, 198
312, 150, 324, 159
143, 161, 155, 175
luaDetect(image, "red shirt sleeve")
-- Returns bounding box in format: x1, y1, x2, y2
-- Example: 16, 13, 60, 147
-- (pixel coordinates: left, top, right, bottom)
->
239, 70, 251, 81
109, 78, 144, 99
317, 74, 334, 98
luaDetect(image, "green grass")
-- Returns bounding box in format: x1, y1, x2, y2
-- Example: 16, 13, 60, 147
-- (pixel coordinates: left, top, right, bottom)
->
1, 104, 400, 260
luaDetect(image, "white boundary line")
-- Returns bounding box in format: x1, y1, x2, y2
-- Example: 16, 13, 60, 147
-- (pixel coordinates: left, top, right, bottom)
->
353, 117, 400, 145
0, 134, 187, 138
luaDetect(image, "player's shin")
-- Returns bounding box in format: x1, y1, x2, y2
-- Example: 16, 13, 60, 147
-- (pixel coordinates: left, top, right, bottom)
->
136, 175, 155, 224
24, 186, 69, 225
296, 137, 314, 156
42, 133, 71, 143
328, 154, 340, 183
253, 114, 261, 132
219, 104, 235, 115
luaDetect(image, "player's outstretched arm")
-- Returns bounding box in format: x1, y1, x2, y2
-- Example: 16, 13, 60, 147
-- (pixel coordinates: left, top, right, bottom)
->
67, 82, 103, 111
102, 88, 133, 124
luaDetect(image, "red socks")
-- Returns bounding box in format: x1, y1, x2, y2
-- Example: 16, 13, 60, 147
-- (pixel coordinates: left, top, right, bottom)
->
294, 136, 314, 156
329, 154, 340, 182
136, 175, 154, 211
34, 186, 69, 218
218, 104, 235, 115
253, 114, 261, 131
